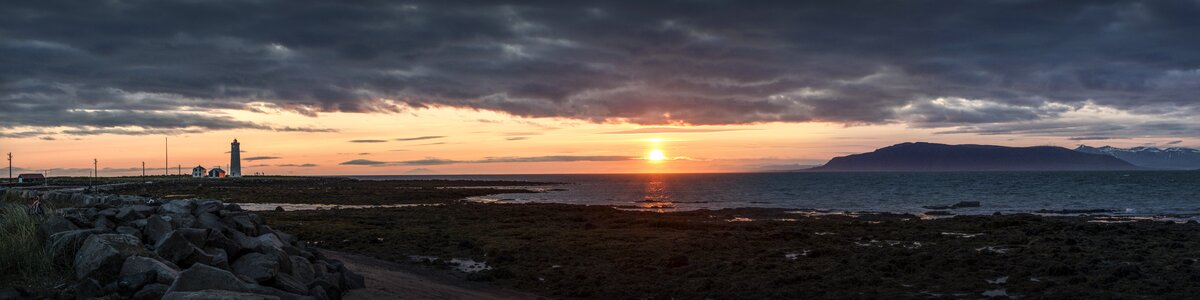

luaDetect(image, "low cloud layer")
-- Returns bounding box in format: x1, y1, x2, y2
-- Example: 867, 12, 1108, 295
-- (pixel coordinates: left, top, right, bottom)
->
340, 155, 636, 166
3, 1, 1200, 138
395, 136, 446, 141
243, 156, 281, 161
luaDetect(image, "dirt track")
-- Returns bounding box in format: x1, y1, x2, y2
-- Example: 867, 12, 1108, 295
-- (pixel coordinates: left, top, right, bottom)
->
321, 249, 545, 300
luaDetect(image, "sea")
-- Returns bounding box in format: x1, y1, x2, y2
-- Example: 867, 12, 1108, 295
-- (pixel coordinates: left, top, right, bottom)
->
351, 171, 1200, 217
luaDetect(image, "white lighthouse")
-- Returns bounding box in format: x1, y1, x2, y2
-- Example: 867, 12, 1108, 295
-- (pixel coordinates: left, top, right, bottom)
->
230, 139, 242, 177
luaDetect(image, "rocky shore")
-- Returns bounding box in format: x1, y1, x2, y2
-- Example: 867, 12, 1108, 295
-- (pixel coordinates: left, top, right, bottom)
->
1, 188, 364, 300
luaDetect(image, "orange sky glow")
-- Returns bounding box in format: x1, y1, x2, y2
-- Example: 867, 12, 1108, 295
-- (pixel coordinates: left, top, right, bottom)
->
3, 105, 1187, 176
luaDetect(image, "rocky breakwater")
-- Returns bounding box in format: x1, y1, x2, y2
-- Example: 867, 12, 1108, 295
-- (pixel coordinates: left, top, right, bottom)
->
32, 192, 364, 299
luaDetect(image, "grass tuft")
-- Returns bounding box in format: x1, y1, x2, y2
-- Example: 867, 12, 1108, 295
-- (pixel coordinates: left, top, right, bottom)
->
0, 203, 65, 287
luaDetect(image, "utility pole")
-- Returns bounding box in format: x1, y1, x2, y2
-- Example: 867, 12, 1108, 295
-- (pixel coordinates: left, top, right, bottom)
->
6, 152, 11, 183
142, 162, 146, 176
177, 164, 181, 176
165, 137, 169, 176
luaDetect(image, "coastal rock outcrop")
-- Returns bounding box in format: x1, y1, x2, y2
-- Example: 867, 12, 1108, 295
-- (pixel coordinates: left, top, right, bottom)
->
4, 187, 364, 299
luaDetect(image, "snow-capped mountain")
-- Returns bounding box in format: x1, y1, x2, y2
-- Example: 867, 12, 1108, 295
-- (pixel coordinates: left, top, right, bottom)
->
1075, 145, 1200, 170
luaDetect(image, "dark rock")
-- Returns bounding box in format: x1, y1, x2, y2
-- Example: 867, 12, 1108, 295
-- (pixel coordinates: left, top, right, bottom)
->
163, 290, 280, 300
166, 263, 251, 294
232, 252, 281, 283
207, 230, 242, 259
224, 203, 244, 212
272, 273, 310, 295
341, 270, 365, 290
155, 230, 202, 266
37, 215, 79, 242
132, 283, 168, 300
166, 214, 198, 229
74, 234, 147, 283
177, 228, 210, 247
308, 286, 329, 300
145, 215, 175, 244
116, 207, 145, 222
47, 228, 105, 268
197, 212, 227, 232
121, 256, 180, 285
161, 200, 195, 215
290, 256, 315, 283
204, 247, 232, 270
275, 206, 285, 212
116, 226, 142, 238
94, 216, 117, 230
117, 271, 157, 296
257, 233, 286, 252
195, 200, 223, 215
74, 278, 104, 300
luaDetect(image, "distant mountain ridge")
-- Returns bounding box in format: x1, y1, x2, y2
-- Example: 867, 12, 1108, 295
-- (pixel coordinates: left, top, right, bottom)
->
1074, 145, 1200, 170
808, 142, 1139, 172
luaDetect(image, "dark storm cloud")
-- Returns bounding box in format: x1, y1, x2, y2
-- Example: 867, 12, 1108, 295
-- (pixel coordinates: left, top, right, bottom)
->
339, 155, 636, 166
395, 136, 446, 141
3, 0, 1200, 137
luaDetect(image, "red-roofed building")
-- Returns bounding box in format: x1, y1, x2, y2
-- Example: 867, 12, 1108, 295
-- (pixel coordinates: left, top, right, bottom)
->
17, 173, 45, 183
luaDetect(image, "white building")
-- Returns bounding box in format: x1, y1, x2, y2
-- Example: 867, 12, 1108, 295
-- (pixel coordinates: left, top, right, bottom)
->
191, 165, 206, 178
230, 139, 242, 177
208, 167, 226, 178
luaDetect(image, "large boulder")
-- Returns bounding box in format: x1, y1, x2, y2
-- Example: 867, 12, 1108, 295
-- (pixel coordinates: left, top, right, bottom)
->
46, 228, 105, 268
144, 215, 175, 244
166, 263, 250, 294
163, 290, 281, 300
115, 206, 146, 222
290, 257, 315, 283
272, 273, 310, 295
196, 212, 227, 232
231, 253, 280, 283
194, 200, 223, 215
74, 234, 147, 284
161, 200, 195, 215
37, 216, 79, 242
155, 230, 202, 266
132, 283, 169, 300
121, 256, 180, 285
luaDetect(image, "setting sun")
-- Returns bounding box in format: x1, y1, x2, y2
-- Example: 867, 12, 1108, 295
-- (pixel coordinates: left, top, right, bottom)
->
647, 149, 667, 161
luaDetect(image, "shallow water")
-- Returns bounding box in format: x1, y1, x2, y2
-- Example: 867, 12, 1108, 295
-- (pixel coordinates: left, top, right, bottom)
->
235, 202, 438, 211
354, 171, 1200, 216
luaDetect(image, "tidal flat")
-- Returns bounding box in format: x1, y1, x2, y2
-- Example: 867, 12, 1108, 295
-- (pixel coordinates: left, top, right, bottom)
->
264, 204, 1200, 299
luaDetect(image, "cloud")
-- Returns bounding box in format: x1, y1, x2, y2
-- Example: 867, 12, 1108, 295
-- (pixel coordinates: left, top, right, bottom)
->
395, 136, 446, 141
3, 0, 1200, 138
339, 155, 637, 166
349, 140, 388, 143
602, 127, 753, 134
1067, 137, 1123, 141
416, 142, 446, 146
273, 126, 339, 133
277, 163, 318, 167
243, 156, 281, 161
505, 137, 529, 141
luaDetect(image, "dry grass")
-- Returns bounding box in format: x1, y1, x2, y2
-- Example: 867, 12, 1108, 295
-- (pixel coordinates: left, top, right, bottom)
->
0, 199, 66, 287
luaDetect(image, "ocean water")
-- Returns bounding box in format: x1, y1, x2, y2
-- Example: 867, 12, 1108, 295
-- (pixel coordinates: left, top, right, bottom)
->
351, 171, 1200, 216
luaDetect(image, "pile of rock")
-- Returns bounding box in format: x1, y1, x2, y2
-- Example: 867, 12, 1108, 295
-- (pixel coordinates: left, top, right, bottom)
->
35, 194, 363, 300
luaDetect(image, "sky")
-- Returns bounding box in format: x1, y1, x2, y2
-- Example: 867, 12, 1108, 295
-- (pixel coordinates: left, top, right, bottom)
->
2, 0, 1199, 175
